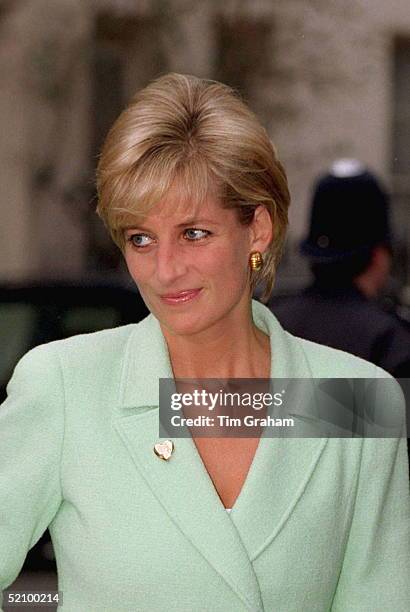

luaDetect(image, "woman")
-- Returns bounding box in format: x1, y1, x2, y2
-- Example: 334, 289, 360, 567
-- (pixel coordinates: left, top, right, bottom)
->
0, 73, 409, 611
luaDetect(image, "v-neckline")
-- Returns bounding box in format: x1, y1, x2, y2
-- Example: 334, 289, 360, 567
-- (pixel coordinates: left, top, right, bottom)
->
189, 426, 270, 516
190, 436, 261, 511
166, 313, 273, 515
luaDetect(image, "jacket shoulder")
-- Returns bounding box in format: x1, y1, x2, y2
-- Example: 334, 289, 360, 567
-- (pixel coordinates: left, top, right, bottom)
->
11, 322, 144, 382
48, 323, 137, 355
292, 334, 407, 435
292, 333, 392, 378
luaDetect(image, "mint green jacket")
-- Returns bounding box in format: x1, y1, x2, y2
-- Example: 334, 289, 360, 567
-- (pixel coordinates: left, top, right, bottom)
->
1, 300, 409, 611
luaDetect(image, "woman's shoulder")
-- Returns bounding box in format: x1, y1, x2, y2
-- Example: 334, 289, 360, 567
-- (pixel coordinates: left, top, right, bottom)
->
290, 332, 393, 379
12, 318, 151, 380
32, 322, 136, 356
287, 334, 407, 439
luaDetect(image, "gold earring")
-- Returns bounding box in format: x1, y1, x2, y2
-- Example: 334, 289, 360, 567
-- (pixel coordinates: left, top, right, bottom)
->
249, 251, 263, 271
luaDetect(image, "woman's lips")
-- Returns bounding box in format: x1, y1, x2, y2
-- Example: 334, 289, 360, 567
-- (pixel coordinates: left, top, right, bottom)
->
160, 288, 202, 305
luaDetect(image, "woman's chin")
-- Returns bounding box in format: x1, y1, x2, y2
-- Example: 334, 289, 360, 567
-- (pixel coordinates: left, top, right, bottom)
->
159, 315, 208, 338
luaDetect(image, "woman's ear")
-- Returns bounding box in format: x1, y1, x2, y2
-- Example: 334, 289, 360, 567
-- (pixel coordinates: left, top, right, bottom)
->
249, 205, 273, 253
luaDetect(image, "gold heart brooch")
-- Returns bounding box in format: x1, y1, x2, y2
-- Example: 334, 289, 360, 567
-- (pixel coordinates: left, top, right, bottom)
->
153, 440, 174, 461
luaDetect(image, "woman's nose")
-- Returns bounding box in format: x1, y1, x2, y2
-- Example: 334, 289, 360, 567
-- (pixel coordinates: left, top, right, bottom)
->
155, 241, 188, 286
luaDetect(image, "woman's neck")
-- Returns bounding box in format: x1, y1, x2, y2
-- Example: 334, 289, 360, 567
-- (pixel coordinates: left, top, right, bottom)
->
163, 319, 271, 379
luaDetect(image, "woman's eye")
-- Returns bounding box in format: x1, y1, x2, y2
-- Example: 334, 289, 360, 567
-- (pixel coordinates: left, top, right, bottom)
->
128, 234, 153, 248
184, 228, 211, 241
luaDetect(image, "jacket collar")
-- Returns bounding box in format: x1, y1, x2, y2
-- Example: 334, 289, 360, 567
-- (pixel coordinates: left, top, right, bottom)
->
118, 308, 174, 410
112, 299, 327, 611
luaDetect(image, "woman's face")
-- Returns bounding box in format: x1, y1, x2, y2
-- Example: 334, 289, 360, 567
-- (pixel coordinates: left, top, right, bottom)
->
123, 187, 272, 338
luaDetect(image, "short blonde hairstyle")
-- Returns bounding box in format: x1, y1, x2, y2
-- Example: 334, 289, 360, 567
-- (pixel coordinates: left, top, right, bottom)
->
96, 72, 290, 302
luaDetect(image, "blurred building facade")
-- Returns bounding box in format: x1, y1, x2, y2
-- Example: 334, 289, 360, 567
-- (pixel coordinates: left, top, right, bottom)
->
1, 0, 409, 294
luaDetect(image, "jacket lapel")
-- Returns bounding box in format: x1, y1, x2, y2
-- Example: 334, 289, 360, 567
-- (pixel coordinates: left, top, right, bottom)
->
111, 300, 326, 609
226, 301, 328, 560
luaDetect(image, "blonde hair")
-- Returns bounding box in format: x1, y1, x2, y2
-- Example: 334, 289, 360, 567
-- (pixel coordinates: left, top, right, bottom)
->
96, 72, 290, 302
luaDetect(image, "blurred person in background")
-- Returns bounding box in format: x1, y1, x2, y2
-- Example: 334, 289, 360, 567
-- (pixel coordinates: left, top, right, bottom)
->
270, 159, 410, 379
1, 77, 409, 611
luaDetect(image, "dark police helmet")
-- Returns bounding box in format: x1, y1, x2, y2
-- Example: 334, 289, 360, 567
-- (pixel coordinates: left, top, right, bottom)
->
300, 160, 392, 263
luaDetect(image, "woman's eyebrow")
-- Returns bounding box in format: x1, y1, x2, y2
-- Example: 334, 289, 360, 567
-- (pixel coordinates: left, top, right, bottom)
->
123, 218, 219, 232
176, 218, 219, 227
